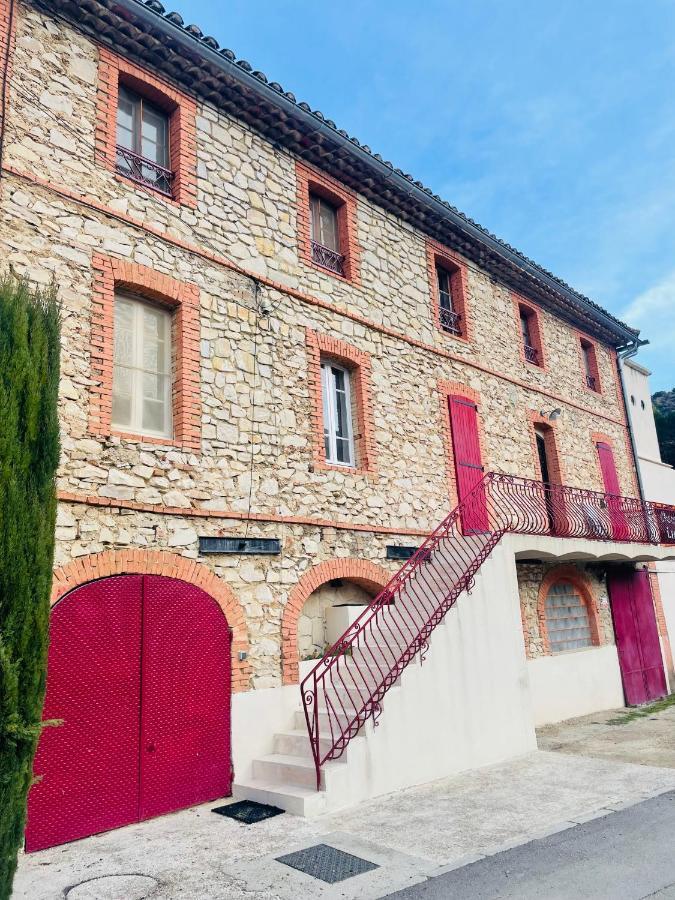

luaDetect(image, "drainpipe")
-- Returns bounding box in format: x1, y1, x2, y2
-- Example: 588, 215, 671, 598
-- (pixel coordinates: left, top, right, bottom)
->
616, 338, 650, 502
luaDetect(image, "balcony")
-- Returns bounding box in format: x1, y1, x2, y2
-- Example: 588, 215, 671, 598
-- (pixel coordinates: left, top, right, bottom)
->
524, 343, 539, 365
115, 146, 174, 197
439, 306, 462, 336
311, 240, 345, 276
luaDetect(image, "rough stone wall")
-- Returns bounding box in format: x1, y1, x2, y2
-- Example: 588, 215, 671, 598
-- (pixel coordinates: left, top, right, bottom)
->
516, 562, 614, 659
0, 4, 642, 690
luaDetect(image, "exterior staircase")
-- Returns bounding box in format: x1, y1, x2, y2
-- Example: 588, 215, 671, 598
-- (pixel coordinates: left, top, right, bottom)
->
234, 473, 672, 815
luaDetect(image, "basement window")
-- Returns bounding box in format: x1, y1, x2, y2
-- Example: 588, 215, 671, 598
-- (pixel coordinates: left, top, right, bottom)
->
544, 581, 593, 652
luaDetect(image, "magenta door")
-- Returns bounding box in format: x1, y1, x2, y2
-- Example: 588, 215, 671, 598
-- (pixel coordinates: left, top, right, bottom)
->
26, 575, 232, 852
607, 568, 667, 706
596, 441, 630, 540
448, 396, 489, 533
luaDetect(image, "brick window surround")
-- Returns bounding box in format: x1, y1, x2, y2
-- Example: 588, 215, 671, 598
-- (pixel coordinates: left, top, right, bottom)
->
296, 161, 361, 284
305, 328, 376, 474
427, 241, 471, 343
96, 47, 197, 208
513, 295, 546, 370
51, 550, 250, 691
536, 565, 602, 655
527, 409, 565, 484
89, 254, 201, 450
577, 333, 602, 394
438, 380, 488, 508
281, 558, 391, 684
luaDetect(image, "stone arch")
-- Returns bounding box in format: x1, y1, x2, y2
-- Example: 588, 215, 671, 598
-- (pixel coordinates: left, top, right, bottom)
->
51, 550, 250, 691
536, 564, 602, 655
281, 558, 392, 684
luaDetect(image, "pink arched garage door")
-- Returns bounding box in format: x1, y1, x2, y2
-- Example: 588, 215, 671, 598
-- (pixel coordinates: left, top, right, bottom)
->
26, 575, 232, 852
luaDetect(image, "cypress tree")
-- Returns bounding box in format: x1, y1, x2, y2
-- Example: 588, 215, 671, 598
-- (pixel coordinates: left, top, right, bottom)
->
0, 276, 60, 898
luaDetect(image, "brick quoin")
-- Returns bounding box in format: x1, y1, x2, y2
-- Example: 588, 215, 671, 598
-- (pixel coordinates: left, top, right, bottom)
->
426, 240, 473, 344
305, 327, 377, 475
296, 160, 362, 285
89, 254, 201, 451
51, 550, 251, 691
646, 562, 674, 679
438, 380, 488, 509
536, 565, 602, 655
513, 294, 548, 371
281, 558, 392, 684
95, 46, 197, 208
0, 0, 17, 183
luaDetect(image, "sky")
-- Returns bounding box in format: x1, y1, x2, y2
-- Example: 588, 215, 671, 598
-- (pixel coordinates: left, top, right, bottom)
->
170, 0, 675, 390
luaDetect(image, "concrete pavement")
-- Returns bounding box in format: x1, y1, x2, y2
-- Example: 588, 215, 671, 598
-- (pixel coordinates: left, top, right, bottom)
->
386, 789, 675, 900
14, 749, 675, 899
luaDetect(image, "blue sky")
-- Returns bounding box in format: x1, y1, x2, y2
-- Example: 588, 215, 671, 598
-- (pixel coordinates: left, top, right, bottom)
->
172, 0, 675, 390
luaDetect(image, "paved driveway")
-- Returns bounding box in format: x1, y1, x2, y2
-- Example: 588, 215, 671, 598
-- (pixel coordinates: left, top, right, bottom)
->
14, 747, 675, 900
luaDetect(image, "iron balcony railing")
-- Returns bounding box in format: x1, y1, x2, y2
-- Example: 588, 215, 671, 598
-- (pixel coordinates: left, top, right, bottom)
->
311, 240, 345, 276
301, 473, 675, 789
439, 306, 462, 336
115, 145, 174, 197
524, 343, 539, 365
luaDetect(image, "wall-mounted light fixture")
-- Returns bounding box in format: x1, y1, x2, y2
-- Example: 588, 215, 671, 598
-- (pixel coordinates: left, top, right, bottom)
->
539, 408, 562, 421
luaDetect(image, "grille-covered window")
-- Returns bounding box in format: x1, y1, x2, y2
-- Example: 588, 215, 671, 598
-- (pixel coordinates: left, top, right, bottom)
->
544, 581, 593, 652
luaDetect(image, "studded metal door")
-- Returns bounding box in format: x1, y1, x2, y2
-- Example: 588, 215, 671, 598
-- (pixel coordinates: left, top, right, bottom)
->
25, 575, 232, 852
25, 576, 143, 852
139, 577, 232, 819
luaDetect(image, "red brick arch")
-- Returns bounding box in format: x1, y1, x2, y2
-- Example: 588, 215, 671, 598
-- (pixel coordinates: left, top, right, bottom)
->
537, 565, 602, 655
281, 558, 392, 684
51, 550, 250, 691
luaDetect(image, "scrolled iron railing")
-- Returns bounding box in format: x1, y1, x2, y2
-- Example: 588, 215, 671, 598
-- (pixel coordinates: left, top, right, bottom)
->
301, 472, 675, 789
115, 145, 174, 196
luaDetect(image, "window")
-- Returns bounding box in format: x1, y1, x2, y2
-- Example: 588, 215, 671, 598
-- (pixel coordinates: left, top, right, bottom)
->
580, 338, 600, 392
436, 266, 461, 335
321, 360, 354, 466
544, 581, 593, 652
116, 86, 172, 195
112, 293, 172, 438
519, 307, 539, 365
310, 194, 344, 275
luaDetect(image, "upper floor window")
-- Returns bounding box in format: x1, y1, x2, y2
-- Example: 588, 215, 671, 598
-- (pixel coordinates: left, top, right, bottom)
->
116, 86, 173, 196
544, 580, 593, 653
310, 194, 345, 276
436, 266, 462, 336
517, 302, 544, 367
580, 338, 601, 392
112, 293, 173, 439
321, 360, 354, 466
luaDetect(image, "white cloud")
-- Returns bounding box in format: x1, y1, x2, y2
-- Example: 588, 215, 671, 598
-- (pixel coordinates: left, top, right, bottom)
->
623, 271, 675, 351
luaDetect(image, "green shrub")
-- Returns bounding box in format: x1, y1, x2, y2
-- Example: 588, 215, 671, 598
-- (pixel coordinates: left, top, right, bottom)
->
0, 276, 60, 898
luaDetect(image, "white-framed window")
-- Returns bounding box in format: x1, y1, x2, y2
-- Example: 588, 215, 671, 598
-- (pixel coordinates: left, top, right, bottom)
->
321, 360, 354, 466
112, 292, 173, 438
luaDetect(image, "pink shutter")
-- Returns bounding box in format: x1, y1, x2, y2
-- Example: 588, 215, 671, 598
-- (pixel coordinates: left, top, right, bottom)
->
596, 442, 630, 540
448, 396, 489, 533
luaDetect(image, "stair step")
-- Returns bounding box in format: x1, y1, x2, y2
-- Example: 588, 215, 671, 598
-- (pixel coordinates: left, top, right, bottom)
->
232, 779, 327, 817
274, 729, 329, 757
253, 752, 345, 790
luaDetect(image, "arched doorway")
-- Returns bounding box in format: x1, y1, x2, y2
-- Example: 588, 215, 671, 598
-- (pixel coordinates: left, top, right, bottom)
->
25, 574, 232, 851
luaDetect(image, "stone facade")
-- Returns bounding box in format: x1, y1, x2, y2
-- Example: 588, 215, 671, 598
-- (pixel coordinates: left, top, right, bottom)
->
1, 2, 642, 690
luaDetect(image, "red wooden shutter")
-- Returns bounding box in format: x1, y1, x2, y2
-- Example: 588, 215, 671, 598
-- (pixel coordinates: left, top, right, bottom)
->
596, 441, 629, 540
448, 396, 489, 533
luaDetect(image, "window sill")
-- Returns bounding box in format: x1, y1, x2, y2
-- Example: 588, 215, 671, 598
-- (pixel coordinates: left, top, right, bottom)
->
312, 459, 377, 478
109, 428, 183, 448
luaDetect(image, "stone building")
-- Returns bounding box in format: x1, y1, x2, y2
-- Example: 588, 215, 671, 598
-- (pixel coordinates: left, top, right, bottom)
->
4, 0, 674, 850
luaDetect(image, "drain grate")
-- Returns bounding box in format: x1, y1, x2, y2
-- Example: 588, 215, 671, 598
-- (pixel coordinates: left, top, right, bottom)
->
275, 843, 379, 883
212, 800, 284, 824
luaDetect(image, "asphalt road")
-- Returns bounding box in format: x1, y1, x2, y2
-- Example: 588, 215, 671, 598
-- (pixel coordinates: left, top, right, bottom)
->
386, 790, 675, 900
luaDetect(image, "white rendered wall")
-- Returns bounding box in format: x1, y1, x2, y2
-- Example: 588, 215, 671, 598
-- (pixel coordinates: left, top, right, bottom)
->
527, 645, 624, 726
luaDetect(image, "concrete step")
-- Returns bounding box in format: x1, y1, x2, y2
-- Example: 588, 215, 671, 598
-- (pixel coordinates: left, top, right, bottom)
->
252, 752, 346, 790
274, 729, 328, 758
232, 779, 327, 817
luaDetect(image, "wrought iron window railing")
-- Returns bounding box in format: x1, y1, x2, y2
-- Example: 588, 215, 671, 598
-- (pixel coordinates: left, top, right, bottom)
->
311, 240, 345, 276
439, 306, 462, 336
524, 343, 539, 365
115, 145, 174, 197
586, 374, 598, 391
301, 472, 675, 790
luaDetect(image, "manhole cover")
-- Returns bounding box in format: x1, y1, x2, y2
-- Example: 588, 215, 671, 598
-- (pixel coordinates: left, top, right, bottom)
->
275, 843, 379, 883
66, 874, 158, 899
212, 800, 284, 824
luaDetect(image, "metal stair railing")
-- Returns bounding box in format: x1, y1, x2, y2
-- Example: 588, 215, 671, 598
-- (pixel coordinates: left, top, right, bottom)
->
301, 473, 675, 789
